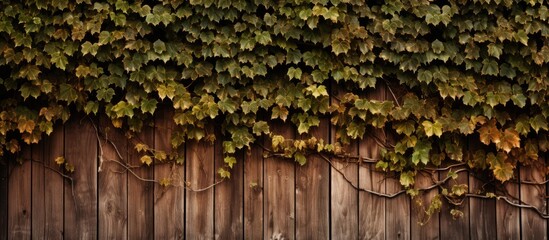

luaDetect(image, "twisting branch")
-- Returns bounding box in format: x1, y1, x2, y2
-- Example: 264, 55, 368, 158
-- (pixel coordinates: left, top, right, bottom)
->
30, 159, 77, 212
89, 117, 105, 172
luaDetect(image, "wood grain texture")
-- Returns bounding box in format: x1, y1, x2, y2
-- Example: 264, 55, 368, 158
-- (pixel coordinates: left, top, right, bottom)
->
411, 172, 439, 240
358, 132, 385, 240
469, 172, 496, 240
385, 133, 410, 240
43, 127, 64, 240
0, 149, 8, 240
154, 108, 185, 239
358, 85, 386, 240
330, 84, 359, 239
8, 147, 31, 239
185, 137, 214, 239
63, 115, 98, 239
244, 137, 264, 240
214, 132, 244, 239
31, 141, 45, 239
296, 119, 330, 240
520, 161, 547, 240
98, 118, 128, 240
439, 168, 470, 240
264, 122, 295, 240
127, 125, 154, 239
496, 181, 520, 240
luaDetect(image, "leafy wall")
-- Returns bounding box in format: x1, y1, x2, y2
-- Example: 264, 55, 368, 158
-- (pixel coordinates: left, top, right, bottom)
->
1, 0, 549, 213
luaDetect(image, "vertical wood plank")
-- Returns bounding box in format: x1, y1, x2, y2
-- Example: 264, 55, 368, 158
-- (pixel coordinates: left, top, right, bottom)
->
8, 146, 31, 239
185, 129, 214, 239
127, 125, 154, 239
296, 119, 330, 239
31, 141, 45, 239
0, 150, 8, 239
358, 86, 386, 240
520, 160, 547, 239
264, 122, 295, 240
43, 127, 64, 239
98, 118, 128, 240
385, 133, 411, 240
411, 171, 439, 240
244, 137, 264, 240
497, 181, 520, 240
358, 133, 385, 240
440, 168, 470, 240
330, 84, 359, 239
64, 115, 98, 239
214, 131, 244, 239
469, 171, 497, 239
154, 108, 184, 239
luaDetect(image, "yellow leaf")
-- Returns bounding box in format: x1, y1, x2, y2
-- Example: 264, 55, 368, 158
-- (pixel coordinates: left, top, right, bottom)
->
140, 155, 153, 166
477, 119, 500, 145
55, 156, 65, 165
65, 162, 75, 173
134, 143, 149, 152
159, 178, 171, 187
496, 129, 520, 152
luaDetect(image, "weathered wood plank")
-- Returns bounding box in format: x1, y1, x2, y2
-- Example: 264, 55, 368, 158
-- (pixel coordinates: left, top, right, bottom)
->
244, 137, 264, 240
496, 180, 520, 240
185, 134, 215, 239
64, 115, 98, 239
330, 84, 359, 239
154, 108, 185, 239
411, 172, 439, 240
358, 132, 385, 240
296, 119, 330, 240
43, 127, 64, 239
0, 148, 8, 239
264, 122, 295, 240
98, 118, 128, 240
469, 171, 497, 240
358, 86, 386, 240
520, 160, 547, 239
31, 141, 45, 239
385, 133, 411, 240
8, 146, 31, 239
214, 130, 244, 239
440, 168, 470, 240
127, 125, 154, 239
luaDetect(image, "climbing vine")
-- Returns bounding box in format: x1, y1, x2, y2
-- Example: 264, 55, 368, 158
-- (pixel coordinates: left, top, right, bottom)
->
2, 0, 549, 218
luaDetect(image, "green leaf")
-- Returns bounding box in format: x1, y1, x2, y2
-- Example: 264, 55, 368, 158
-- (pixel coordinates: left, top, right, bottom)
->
422, 120, 443, 137
514, 30, 529, 45
224, 156, 237, 168
481, 59, 499, 76
530, 114, 548, 133
287, 67, 302, 80
140, 99, 158, 114
399, 171, 415, 188
58, 84, 79, 103
255, 31, 272, 45
294, 152, 307, 166
218, 168, 231, 179
252, 121, 270, 136
112, 101, 134, 118
431, 39, 444, 54
153, 39, 166, 53
487, 43, 503, 59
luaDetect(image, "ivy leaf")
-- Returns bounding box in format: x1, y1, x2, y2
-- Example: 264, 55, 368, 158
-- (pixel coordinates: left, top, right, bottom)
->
140, 99, 158, 115
487, 43, 503, 59
135, 143, 149, 152
50, 52, 68, 70
271, 105, 289, 122
422, 120, 443, 137
153, 40, 166, 54
530, 114, 548, 133
481, 59, 499, 76
58, 84, 79, 103
218, 168, 231, 179
112, 101, 134, 118
255, 31, 272, 45
55, 156, 65, 165
431, 39, 444, 54
478, 119, 501, 145
140, 155, 153, 166
252, 121, 270, 136
496, 129, 520, 153
399, 171, 415, 188
514, 30, 529, 46
224, 156, 237, 168
294, 152, 307, 166
332, 39, 350, 55
218, 98, 238, 114
287, 67, 302, 80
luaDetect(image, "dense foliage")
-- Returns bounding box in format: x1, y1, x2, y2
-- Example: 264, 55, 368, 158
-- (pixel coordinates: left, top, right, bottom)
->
1, 0, 549, 193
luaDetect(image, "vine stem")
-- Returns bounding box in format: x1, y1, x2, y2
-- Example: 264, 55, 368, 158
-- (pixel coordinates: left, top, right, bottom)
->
30, 159, 77, 212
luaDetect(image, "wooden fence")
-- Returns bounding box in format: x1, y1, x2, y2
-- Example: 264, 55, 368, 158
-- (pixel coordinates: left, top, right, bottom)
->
1, 111, 548, 240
